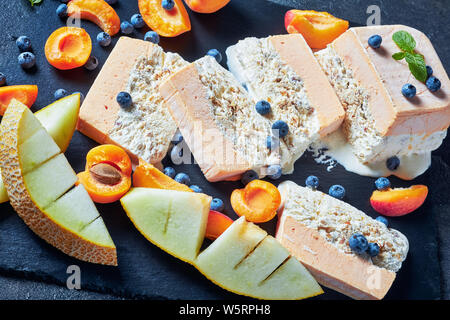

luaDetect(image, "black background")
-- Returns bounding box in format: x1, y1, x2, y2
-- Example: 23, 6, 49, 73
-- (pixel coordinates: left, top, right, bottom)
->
0, 0, 449, 299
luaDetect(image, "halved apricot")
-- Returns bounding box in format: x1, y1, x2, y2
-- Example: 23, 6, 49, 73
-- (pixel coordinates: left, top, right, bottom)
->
132, 159, 192, 192
230, 180, 281, 223
285, 10, 349, 49
76, 144, 132, 203
86, 144, 132, 176
0, 85, 38, 116
45, 27, 92, 70
138, 0, 191, 37
184, 0, 230, 13
205, 210, 233, 240
67, 0, 121, 36
370, 185, 428, 217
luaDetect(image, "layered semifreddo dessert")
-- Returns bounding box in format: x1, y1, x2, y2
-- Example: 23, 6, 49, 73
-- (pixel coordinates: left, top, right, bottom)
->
160, 55, 292, 182
314, 25, 450, 166
77, 37, 188, 165
276, 181, 409, 300
226, 34, 345, 170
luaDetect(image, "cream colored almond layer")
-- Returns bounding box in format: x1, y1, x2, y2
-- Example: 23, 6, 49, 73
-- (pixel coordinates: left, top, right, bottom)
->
315, 46, 447, 163
278, 181, 409, 272
226, 37, 320, 166
193, 56, 292, 175
109, 46, 188, 163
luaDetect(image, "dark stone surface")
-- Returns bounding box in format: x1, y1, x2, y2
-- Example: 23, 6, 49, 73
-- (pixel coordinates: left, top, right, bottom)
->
0, 0, 448, 300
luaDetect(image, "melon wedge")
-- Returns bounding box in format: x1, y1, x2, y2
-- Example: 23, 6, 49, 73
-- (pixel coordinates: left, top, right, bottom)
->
0, 99, 116, 265
195, 217, 323, 300
121, 187, 322, 299
0, 94, 80, 204
121, 188, 211, 264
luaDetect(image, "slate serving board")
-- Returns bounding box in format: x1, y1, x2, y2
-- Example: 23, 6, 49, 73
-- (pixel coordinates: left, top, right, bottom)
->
0, 0, 448, 299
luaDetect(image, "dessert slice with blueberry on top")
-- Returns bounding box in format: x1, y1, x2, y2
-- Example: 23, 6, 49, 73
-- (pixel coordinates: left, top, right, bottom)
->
314, 25, 449, 172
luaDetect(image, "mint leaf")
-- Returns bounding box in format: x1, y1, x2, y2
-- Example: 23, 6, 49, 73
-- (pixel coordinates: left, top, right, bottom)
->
405, 52, 427, 82
392, 52, 406, 60
392, 31, 416, 53
28, 0, 43, 6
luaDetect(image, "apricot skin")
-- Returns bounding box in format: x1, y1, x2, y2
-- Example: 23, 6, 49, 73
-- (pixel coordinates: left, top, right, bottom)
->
184, 0, 230, 13
67, 0, 121, 36
284, 10, 349, 49
138, 0, 191, 37
370, 185, 428, 217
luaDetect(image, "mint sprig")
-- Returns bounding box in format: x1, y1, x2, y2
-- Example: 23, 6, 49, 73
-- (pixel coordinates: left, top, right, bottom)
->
28, 0, 43, 6
392, 30, 428, 83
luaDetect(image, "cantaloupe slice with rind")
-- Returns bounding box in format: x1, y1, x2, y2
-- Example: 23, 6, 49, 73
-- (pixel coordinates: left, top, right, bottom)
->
121, 188, 211, 264
0, 93, 81, 204
195, 217, 323, 300
0, 99, 117, 265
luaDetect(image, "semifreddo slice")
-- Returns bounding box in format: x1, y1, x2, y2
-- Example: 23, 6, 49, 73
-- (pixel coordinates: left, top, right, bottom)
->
226, 34, 344, 169
276, 180, 409, 299
160, 56, 292, 182
314, 25, 450, 164
0, 99, 117, 265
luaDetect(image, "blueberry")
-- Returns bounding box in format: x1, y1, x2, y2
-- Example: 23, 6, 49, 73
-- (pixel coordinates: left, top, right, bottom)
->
386, 156, 400, 171
210, 198, 224, 212
189, 185, 203, 193
144, 31, 160, 44
16, 36, 32, 52
163, 166, 176, 178
84, 56, 99, 71
348, 233, 369, 254
255, 100, 271, 115
97, 32, 112, 47
426, 76, 441, 92
366, 243, 380, 257
272, 120, 289, 138
207, 49, 222, 63
368, 35, 382, 49
329, 184, 345, 199
105, 0, 118, 4
267, 164, 282, 180
401, 83, 416, 98
18, 52, 36, 69
0, 72, 6, 86
162, 0, 175, 10
121, 21, 134, 34
56, 4, 68, 18
376, 216, 389, 227
172, 131, 183, 145
241, 170, 258, 185
130, 14, 145, 28
54, 88, 68, 100
73, 91, 84, 103
305, 175, 319, 189
375, 177, 391, 191
174, 172, 190, 185
266, 136, 280, 150
426, 65, 433, 78
116, 92, 132, 109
